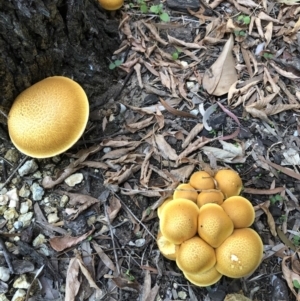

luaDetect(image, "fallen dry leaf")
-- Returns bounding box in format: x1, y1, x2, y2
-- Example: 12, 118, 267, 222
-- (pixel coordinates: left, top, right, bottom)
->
203, 35, 238, 96
154, 134, 178, 161
49, 227, 95, 252
282, 255, 300, 301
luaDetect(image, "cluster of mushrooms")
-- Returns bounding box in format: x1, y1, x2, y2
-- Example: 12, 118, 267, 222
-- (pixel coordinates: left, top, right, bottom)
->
157, 169, 263, 287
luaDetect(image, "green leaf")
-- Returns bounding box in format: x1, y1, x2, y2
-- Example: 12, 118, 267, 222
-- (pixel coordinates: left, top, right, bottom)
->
294, 280, 300, 289
172, 52, 179, 60
160, 12, 170, 22
243, 16, 251, 24
140, 3, 148, 13
114, 60, 123, 67
109, 62, 116, 70
150, 5, 160, 14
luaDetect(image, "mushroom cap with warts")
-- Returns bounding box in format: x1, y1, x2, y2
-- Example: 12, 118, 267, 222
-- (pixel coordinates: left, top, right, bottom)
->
176, 236, 216, 274
173, 183, 198, 203
221, 196, 255, 228
198, 203, 234, 248
159, 198, 199, 245
197, 189, 224, 208
214, 169, 243, 198
8, 76, 89, 158
184, 266, 222, 287
189, 171, 215, 191
215, 228, 263, 278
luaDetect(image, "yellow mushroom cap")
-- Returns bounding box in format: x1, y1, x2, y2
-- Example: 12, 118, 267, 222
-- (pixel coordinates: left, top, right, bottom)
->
197, 189, 224, 208
8, 76, 89, 158
215, 228, 263, 278
189, 171, 215, 191
214, 169, 243, 198
176, 236, 216, 274
157, 230, 179, 261
173, 183, 198, 203
159, 198, 199, 245
221, 196, 255, 228
198, 203, 234, 248
184, 266, 222, 287
98, 0, 124, 10
157, 196, 173, 219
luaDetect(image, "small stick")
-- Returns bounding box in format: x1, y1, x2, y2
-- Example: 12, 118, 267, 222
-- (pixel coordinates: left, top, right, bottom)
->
0, 236, 15, 273
0, 155, 28, 190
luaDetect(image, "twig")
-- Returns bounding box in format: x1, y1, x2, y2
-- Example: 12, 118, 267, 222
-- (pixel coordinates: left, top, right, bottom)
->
102, 191, 121, 275
116, 195, 155, 240
0, 236, 15, 273
0, 155, 28, 190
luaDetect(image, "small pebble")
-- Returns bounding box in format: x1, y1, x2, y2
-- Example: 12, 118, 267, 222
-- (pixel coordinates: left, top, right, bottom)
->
13, 275, 30, 289
60, 195, 69, 207
0, 266, 10, 282
11, 289, 26, 301
18, 159, 38, 176
65, 173, 83, 187
18, 185, 31, 198
30, 183, 44, 201
18, 212, 33, 228
32, 234, 46, 247
47, 212, 60, 224
4, 149, 19, 164
13, 221, 23, 230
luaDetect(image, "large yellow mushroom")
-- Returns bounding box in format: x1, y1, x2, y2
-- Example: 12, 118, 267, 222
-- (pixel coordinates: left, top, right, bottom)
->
197, 189, 224, 208
8, 76, 89, 158
156, 231, 179, 261
215, 228, 263, 278
98, 0, 124, 10
159, 198, 199, 245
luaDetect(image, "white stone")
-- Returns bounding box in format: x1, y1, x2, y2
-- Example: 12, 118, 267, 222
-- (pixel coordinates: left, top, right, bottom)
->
0, 267, 10, 282
47, 212, 59, 224
32, 234, 46, 247
11, 289, 26, 301
18, 160, 38, 176
13, 275, 30, 289
64, 173, 83, 187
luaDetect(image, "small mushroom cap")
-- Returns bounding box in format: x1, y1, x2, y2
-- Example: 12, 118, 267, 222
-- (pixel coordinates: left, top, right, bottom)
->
214, 169, 243, 198
184, 266, 222, 287
176, 236, 216, 274
8, 76, 89, 158
197, 189, 224, 208
98, 0, 124, 10
198, 203, 234, 248
173, 183, 198, 203
157, 231, 179, 261
215, 228, 263, 278
221, 196, 255, 228
159, 198, 199, 245
189, 171, 215, 191
157, 196, 173, 219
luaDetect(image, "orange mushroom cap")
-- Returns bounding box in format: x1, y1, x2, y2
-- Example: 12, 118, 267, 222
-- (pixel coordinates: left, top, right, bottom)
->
157, 230, 179, 261
98, 0, 124, 10
215, 228, 263, 278
8, 76, 89, 158
184, 266, 222, 287
221, 196, 255, 228
198, 203, 234, 248
214, 169, 243, 198
176, 236, 216, 274
173, 183, 198, 203
159, 198, 199, 245
189, 171, 215, 191
197, 189, 224, 208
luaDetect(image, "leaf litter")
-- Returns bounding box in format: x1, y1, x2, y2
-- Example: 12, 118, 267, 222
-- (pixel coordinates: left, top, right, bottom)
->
2, 0, 300, 300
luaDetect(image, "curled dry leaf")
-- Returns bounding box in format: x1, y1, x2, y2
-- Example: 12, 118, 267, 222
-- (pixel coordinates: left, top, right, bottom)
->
92, 241, 116, 271
182, 123, 203, 149
259, 202, 277, 237
49, 227, 95, 252
203, 34, 238, 96
154, 134, 178, 161
282, 255, 300, 301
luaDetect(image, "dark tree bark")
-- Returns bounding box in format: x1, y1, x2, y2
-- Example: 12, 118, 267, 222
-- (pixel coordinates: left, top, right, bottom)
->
0, 0, 120, 110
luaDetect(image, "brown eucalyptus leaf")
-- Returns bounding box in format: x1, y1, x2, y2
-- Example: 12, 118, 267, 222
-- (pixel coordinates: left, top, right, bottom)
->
203, 34, 238, 96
